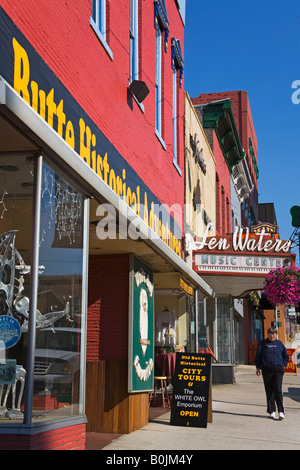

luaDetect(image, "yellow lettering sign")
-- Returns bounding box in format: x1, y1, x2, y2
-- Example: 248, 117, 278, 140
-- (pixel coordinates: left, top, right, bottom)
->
12, 38, 182, 256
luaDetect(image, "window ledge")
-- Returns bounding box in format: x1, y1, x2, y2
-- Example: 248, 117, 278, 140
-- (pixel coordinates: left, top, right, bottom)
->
129, 86, 145, 113
173, 158, 182, 176
90, 17, 113, 61
155, 129, 167, 150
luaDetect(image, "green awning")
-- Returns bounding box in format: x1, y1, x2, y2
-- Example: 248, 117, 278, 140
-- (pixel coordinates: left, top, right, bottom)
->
201, 99, 245, 173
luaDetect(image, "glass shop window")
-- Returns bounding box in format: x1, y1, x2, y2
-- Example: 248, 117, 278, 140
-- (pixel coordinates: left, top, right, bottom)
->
33, 160, 85, 420
0, 155, 34, 421
90, 0, 113, 60
197, 293, 207, 351
0, 155, 86, 423
215, 296, 232, 363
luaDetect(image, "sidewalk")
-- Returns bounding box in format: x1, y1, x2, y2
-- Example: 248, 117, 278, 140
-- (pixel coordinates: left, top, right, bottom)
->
96, 365, 300, 451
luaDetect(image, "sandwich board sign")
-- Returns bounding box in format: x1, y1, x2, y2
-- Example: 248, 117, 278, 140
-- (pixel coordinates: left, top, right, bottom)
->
285, 349, 298, 375
170, 352, 211, 428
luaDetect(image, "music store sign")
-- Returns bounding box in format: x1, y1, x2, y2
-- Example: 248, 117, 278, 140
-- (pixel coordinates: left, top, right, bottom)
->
193, 226, 293, 276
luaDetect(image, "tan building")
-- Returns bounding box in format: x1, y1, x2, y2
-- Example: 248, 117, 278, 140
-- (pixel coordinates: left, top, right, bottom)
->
185, 92, 216, 261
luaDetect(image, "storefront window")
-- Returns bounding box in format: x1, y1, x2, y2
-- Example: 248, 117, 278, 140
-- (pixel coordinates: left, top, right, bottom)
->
0, 155, 34, 421
197, 293, 207, 350
187, 296, 196, 352
0, 155, 87, 424
33, 160, 86, 419
215, 296, 232, 363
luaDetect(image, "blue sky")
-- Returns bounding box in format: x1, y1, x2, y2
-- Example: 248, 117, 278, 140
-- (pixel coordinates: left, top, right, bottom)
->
184, 1, 300, 261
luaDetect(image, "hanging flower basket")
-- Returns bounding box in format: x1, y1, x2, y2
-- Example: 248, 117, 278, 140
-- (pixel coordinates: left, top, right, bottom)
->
264, 266, 300, 306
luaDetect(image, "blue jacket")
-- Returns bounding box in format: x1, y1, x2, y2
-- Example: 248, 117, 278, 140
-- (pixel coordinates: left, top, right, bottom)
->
255, 339, 289, 370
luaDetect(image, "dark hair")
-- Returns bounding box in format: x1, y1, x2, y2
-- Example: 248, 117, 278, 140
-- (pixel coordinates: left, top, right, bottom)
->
267, 327, 278, 335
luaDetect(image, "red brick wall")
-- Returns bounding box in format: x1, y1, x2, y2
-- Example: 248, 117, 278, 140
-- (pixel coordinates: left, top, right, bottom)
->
0, 424, 86, 450
191, 91, 258, 163
87, 254, 129, 361
1, 0, 185, 226
212, 132, 231, 236
192, 90, 259, 224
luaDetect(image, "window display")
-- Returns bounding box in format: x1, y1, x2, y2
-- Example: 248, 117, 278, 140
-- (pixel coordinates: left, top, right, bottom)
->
0, 155, 87, 423
0, 156, 34, 421
156, 308, 178, 347
33, 160, 85, 418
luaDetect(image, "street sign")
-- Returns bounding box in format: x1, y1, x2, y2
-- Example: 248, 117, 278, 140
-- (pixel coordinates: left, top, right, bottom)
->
291, 206, 300, 228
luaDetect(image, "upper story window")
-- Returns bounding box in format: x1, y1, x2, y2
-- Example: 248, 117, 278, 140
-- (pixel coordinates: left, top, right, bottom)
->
155, 26, 163, 144
130, 0, 139, 83
154, 0, 169, 150
129, 0, 149, 108
175, 0, 186, 25
171, 38, 184, 175
90, 0, 113, 60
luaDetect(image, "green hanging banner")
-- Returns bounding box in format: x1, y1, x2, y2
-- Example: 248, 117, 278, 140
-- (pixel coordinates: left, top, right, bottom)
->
128, 256, 154, 392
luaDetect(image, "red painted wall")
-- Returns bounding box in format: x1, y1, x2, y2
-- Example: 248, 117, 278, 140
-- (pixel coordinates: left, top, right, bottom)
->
87, 254, 129, 361
1, 0, 185, 228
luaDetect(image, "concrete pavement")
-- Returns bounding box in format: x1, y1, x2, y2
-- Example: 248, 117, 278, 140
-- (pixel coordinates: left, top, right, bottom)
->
102, 364, 300, 451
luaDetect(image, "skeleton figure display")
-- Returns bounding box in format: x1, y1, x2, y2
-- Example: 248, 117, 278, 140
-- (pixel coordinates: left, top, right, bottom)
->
0, 365, 26, 419
0, 231, 71, 327
0, 230, 71, 419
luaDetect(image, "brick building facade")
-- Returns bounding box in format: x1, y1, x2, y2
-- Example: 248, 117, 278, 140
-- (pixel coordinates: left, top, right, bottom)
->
0, 0, 215, 449
192, 91, 259, 228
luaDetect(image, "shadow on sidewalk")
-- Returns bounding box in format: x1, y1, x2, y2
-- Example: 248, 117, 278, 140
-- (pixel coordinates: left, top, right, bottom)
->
213, 409, 269, 419
284, 388, 300, 403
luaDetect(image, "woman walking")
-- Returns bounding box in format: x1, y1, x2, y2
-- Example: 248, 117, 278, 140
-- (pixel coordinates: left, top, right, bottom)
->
255, 327, 289, 420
